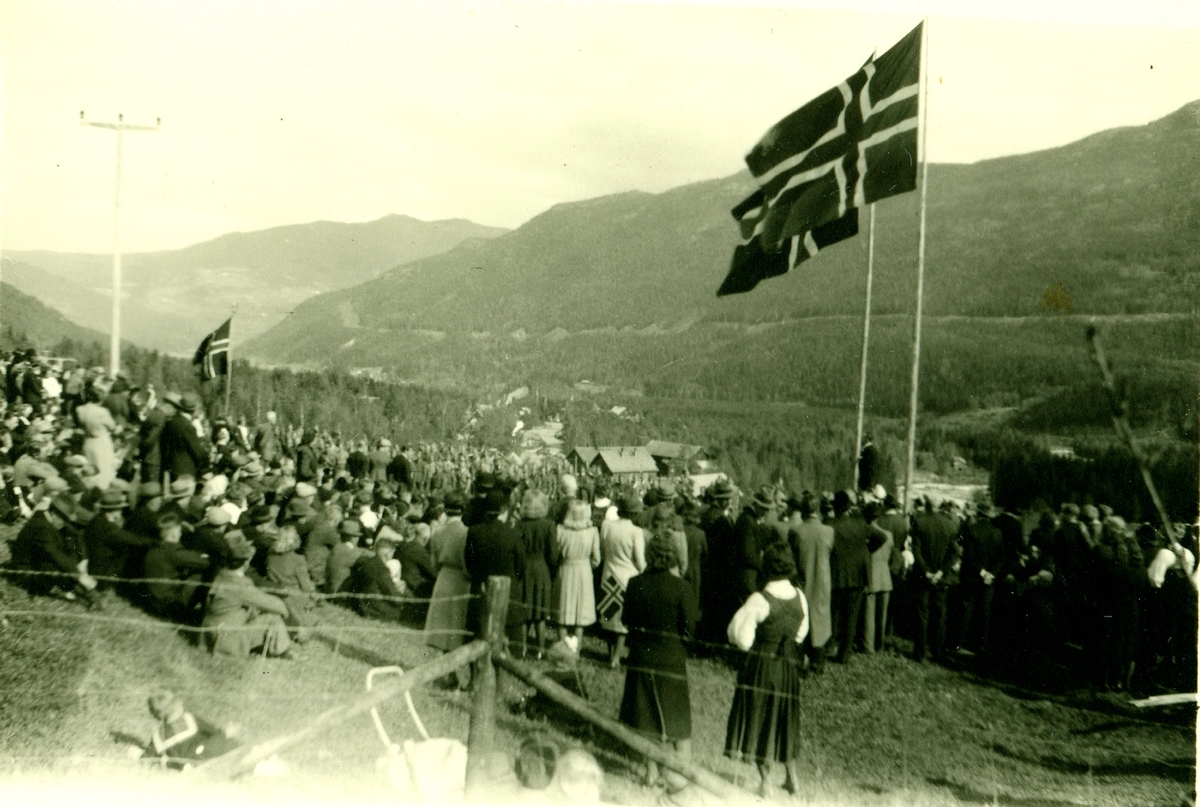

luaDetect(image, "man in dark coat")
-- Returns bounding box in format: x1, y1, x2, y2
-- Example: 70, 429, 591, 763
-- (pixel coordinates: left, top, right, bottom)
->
733, 488, 775, 603
342, 531, 406, 622
857, 435, 881, 493
142, 511, 209, 622
956, 500, 1005, 656
135, 390, 167, 483
828, 490, 887, 663
8, 493, 101, 608
679, 499, 708, 609
698, 479, 737, 645
84, 488, 155, 585
295, 429, 321, 484
463, 489, 526, 642
911, 497, 960, 663
386, 446, 412, 489
159, 393, 209, 481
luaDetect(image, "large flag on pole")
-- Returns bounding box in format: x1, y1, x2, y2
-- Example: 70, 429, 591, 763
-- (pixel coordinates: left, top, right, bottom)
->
718, 21, 922, 296
193, 317, 231, 380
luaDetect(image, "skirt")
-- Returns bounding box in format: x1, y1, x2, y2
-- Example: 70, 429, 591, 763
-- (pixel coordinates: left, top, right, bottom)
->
724, 646, 804, 763
425, 566, 471, 652
523, 557, 555, 621
619, 660, 691, 742
597, 567, 629, 634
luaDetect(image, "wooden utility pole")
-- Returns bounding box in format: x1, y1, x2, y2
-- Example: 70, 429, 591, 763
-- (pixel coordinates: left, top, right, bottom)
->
465, 575, 510, 800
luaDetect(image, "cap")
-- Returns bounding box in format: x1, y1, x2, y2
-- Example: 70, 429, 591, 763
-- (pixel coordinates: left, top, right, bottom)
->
294, 482, 317, 499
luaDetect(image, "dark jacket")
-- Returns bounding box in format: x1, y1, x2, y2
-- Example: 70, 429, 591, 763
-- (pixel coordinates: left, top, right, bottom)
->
160, 414, 209, 479
344, 554, 405, 622
959, 516, 1005, 586
143, 542, 209, 611
395, 540, 437, 597
829, 512, 887, 590
464, 516, 526, 627
682, 523, 707, 601
8, 512, 86, 593
623, 568, 700, 672
296, 444, 321, 483
911, 511, 959, 587
84, 515, 155, 580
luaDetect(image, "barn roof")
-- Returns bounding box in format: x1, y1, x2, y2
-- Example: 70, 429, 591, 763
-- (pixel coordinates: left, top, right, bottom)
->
593, 446, 659, 475
568, 446, 599, 465
645, 440, 705, 461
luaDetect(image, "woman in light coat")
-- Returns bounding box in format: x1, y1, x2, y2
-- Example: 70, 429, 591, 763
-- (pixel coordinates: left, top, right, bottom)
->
553, 500, 601, 654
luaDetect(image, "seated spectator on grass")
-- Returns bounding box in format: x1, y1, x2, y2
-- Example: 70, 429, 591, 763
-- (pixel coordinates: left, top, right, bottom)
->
7, 488, 100, 609
342, 529, 407, 622
142, 511, 209, 623
84, 487, 155, 586
327, 519, 369, 596
202, 530, 294, 659
266, 522, 320, 641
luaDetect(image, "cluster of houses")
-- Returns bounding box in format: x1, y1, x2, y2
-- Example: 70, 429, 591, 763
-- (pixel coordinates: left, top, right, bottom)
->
566, 440, 720, 491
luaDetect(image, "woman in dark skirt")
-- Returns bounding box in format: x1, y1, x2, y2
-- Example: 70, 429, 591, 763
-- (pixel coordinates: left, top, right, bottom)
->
724, 542, 809, 797
619, 531, 700, 788
517, 488, 560, 658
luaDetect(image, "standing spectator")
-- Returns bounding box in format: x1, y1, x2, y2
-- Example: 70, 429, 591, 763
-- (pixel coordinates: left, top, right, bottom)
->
463, 489, 526, 645
252, 411, 281, 466
295, 429, 321, 484
791, 493, 833, 673
1096, 516, 1144, 691
699, 479, 737, 646
598, 492, 648, 668
874, 493, 910, 641
679, 499, 708, 610
516, 489, 560, 659
133, 389, 165, 484
861, 500, 895, 654
553, 499, 601, 654
734, 488, 774, 603
911, 496, 960, 664
957, 500, 1005, 657
426, 492, 472, 687
619, 532, 699, 789
369, 438, 392, 483
724, 543, 808, 798
160, 392, 209, 482
857, 433, 880, 494
828, 491, 886, 664
75, 387, 119, 490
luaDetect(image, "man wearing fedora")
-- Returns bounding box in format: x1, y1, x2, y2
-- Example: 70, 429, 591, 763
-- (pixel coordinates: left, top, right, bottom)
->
699, 478, 737, 645
8, 491, 101, 609
828, 490, 888, 664
143, 511, 209, 622
159, 392, 209, 482
202, 530, 294, 659
84, 487, 155, 586
734, 487, 776, 603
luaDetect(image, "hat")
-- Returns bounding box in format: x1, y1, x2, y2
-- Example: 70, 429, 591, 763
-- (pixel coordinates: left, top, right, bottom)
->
98, 489, 126, 511
707, 478, 734, 501
750, 486, 775, 512
180, 392, 202, 414
241, 461, 265, 478
657, 479, 677, 498
872, 484, 887, 501
205, 506, 233, 527
374, 525, 402, 548
139, 481, 163, 499
169, 477, 195, 500
443, 491, 467, 515
49, 492, 79, 522
249, 505, 277, 525
1061, 503, 1081, 517
65, 455, 89, 469
377, 438, 392, 448
294, 482, 317, 499
162, 391, 184, 409
617, 492, 643, 518
1082, 504, 1100, 520
224, 529, 255, 561
284, 498, 313, 521
832, 490, 854, 514
593, 496, 611, 510
483, 489, 508, 516
339, 519, 363, 537
473, 471, 496, 492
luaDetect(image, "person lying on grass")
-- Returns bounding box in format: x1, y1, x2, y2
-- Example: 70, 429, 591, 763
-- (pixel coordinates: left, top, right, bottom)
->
132, 689, 241, 770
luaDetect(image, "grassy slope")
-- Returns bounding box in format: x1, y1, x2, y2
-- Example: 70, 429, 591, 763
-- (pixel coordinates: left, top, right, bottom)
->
0, 569, 1191, 806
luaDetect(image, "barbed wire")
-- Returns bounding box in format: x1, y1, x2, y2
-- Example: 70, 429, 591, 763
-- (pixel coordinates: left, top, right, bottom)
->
0, 609, 473, 637
0, 567, 479, 605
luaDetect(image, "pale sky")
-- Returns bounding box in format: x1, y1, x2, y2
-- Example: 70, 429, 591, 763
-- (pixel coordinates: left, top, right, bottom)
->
1, 0, 1198, 253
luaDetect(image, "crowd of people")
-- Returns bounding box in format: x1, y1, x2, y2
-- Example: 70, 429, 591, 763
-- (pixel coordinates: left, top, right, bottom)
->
1, 350, 1197, 798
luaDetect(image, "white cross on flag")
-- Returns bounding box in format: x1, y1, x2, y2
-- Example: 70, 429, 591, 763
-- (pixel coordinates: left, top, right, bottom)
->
193, 317, 231, 380
719, 22, 922, 296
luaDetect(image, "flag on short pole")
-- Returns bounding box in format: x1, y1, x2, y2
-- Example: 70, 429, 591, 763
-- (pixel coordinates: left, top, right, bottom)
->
193, 318, 231, 380
718, 21, 922, 296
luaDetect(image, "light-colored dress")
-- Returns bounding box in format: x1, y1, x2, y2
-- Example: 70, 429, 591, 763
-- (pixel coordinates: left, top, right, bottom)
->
425, 518, 471, 651
554, 524, 601, 627
598, 518, 646, 634
76, 402, 117, 489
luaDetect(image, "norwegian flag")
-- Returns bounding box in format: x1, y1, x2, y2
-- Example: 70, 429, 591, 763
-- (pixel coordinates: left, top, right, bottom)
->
719, 22, 921, 296
193, 317, 231, 380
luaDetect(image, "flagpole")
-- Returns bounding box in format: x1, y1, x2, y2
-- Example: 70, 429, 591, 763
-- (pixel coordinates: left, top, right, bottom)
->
903, 18, 931, 513
224, 305, 235, 417
853, 203, 876, 488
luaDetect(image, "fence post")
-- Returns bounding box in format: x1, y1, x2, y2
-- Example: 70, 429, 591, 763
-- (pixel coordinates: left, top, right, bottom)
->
465, 574, 510, 800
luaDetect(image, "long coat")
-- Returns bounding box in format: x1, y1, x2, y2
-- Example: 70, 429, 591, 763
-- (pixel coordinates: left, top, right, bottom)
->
464, 516, 526, 632
426, 519, 471, 651
792, 517, 834, 648
619, 569, 700, 741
